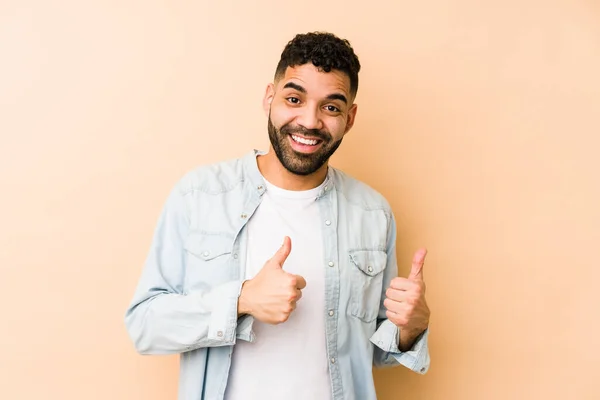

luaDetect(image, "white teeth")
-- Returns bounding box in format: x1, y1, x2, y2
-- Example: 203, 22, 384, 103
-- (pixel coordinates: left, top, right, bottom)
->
292, 135, 318, 145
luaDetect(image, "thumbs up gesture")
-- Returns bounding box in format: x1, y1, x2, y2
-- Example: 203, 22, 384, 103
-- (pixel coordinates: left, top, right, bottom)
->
384, 249, 430, 349
238, 236, 306, 324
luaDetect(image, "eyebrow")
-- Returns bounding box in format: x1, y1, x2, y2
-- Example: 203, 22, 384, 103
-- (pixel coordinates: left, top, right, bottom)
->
282, 82, 348, 105
283, 82, 306, 93
326, 93, 348, 104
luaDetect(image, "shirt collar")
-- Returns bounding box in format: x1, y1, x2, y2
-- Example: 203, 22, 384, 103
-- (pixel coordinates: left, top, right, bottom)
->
242, 149, 336, 199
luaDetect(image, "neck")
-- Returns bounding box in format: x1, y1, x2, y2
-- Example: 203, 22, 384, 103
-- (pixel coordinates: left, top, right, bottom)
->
257, 149, 328, 191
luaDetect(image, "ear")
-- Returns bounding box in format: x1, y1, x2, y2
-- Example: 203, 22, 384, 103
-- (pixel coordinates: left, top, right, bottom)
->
344, 103, 358, 133
263, 83, 275, 116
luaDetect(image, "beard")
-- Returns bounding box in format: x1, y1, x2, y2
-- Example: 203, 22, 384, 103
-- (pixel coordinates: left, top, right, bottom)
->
267, 113, 343, 176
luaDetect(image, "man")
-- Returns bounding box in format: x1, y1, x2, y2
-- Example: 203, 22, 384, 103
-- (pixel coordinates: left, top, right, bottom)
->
125, 32, 430, 400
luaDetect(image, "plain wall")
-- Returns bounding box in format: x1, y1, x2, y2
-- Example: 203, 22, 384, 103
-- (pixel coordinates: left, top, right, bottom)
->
1, 1, 599, 399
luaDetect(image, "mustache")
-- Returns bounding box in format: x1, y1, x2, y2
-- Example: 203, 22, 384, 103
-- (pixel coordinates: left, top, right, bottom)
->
280, 124, 331, 141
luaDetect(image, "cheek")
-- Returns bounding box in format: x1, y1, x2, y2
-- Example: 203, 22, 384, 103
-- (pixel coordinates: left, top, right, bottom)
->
270, 105, 297, 127
325, 120, 347, 141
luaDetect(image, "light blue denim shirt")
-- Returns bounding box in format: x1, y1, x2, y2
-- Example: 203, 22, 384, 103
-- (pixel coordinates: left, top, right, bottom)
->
125, 150, 430, 400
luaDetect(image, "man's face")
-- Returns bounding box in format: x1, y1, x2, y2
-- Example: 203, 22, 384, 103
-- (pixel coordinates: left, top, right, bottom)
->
264, 63, 357, 176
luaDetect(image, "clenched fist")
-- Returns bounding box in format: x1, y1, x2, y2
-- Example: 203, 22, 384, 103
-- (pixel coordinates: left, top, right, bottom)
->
384, 249, 430, 351
238, 236, 306, 324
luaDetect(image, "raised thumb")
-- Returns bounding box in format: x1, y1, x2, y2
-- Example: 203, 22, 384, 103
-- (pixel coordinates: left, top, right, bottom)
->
270, 236, 292, 268
408, 248, 427, 280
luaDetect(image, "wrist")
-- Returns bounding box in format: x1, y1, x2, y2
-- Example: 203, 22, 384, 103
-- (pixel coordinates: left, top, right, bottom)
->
398, 326, 426, 351
237, 280, 253, 316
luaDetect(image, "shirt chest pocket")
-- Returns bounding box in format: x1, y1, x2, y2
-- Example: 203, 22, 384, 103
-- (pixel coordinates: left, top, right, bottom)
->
184, 232, 235, 291
348, 249, 387, 323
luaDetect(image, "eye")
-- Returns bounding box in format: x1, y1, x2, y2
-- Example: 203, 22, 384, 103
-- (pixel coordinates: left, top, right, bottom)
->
325, 105, 340, 113
286, 97, 301, 104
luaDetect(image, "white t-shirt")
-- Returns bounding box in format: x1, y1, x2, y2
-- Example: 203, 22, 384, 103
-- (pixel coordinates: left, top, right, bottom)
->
224, 178, 332, 400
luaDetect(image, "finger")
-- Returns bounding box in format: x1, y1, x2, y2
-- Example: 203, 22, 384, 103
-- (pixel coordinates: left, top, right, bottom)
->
294, 274, 306, 290
385, 287, 410, 302
383, 298, 406, 314
389, 277, 414, 291
387, 287, 423, 307
270, 236, 292, 268
386, 310, 408, 327
408, 248, 427, 281
295, 289, 303, 301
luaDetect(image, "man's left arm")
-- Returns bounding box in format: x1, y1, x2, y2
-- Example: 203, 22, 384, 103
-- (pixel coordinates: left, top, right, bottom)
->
370, 212, 431, 374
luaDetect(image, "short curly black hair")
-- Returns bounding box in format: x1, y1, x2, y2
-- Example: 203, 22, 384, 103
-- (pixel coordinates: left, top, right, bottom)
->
274, 32, 361, 98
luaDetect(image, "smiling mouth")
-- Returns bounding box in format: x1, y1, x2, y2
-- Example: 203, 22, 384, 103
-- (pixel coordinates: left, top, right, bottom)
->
290, 134, 322, 146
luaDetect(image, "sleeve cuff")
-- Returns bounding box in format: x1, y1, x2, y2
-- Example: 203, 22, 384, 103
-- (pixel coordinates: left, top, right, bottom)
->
204, 280, 245, 344
235, 314, 256, 342
370, 320, 431, 374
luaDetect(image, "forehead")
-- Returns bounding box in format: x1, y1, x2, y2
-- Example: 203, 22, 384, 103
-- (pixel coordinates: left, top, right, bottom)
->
277, 64, 351, 98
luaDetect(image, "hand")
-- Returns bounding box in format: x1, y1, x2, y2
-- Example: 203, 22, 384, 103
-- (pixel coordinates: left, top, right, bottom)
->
384, 249, 430, 349
238, 236, 306, 324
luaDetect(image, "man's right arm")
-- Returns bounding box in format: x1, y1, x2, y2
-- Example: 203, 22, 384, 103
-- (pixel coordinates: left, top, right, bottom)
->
124, 184, 248, 355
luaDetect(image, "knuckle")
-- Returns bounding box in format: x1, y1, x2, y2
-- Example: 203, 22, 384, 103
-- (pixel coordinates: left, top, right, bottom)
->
415, 283, 424, 294
395, 314, 408, 326
278, 314, 289, 323
391, 309, 407, 324
408, 295, 419, 305
383, 298, 391, 309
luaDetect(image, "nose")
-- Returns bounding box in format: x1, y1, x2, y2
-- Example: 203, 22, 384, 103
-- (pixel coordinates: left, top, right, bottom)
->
296, 104, 323, 131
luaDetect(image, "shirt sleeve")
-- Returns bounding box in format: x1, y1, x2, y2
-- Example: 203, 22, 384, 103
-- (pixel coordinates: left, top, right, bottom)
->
370, 322, 430, 373
369, 211, 431, 373
124, 182, 254, 355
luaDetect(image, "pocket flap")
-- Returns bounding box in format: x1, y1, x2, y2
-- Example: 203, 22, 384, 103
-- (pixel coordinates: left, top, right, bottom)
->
184, 232, 232, 261
349, 249, 387, 276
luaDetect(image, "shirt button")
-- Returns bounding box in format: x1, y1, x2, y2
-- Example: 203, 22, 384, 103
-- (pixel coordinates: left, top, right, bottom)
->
325, 220, 331, 226
257, 185, 263, 190
420, 367, 426, 373
241, 213, 247, 219
202, 251, 210, 257
217, 331, 223, 337
324, 185, 328, 191
330, 358, 336, 364
233, 253, 238, 259
367, 266, 373, 273
328, 261, 334, 267
328, 310, 334, 316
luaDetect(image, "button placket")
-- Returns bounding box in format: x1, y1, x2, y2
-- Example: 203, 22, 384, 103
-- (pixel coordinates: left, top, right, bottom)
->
319, 187, 341, 396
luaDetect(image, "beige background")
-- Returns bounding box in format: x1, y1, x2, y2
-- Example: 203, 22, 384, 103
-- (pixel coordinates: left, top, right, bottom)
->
1, 1, 599, 399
